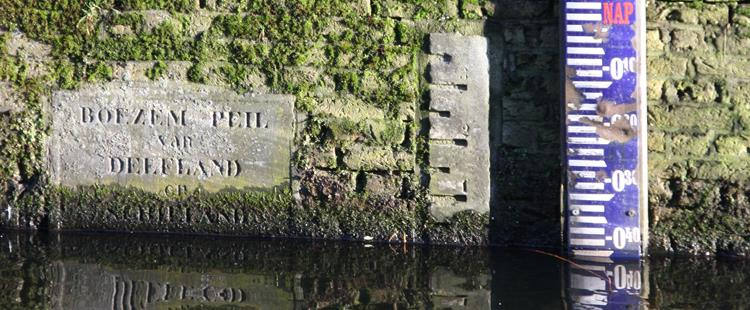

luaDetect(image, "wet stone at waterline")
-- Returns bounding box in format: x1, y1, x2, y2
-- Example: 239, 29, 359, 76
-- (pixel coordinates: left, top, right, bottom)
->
48, 81, 294, 193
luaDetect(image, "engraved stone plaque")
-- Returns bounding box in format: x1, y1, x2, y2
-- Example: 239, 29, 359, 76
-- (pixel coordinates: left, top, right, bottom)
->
48, 81, 294, 193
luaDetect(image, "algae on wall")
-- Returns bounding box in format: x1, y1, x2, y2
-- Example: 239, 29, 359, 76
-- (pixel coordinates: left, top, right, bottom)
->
646, 1, 750, 256
0, 0, 495, 244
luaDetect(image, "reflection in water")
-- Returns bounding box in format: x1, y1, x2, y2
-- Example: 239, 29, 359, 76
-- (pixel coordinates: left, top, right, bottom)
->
52, 261, 292, 309
566, 258, 645, 309
1, 233, 494, 309
0, 232, 748, 309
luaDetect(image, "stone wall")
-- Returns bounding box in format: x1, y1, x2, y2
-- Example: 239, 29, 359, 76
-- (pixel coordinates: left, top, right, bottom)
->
0, 0, 495, 244
0, 0, 749, 256
647, 1, 750, 256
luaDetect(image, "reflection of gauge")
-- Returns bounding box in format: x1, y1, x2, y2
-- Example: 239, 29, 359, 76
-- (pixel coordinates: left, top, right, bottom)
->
565, 257, 647, 309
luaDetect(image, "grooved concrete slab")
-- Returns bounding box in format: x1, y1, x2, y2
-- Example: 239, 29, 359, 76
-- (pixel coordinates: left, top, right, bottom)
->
427, 33, 490, 221
48, 81, 294, 194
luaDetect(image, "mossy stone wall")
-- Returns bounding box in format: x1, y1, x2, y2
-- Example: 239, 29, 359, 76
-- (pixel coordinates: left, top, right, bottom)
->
647, 1, 750, 256
0, 0, 493, 245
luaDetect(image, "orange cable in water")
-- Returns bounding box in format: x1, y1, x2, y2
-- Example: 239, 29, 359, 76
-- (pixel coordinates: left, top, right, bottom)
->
526, 249, 613, 291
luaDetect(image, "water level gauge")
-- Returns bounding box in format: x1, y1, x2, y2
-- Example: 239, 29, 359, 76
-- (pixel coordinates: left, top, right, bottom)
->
562, 0, 648, 259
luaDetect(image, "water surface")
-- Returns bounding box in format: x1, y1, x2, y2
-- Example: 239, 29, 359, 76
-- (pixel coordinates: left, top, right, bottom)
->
0, 232, 747, 309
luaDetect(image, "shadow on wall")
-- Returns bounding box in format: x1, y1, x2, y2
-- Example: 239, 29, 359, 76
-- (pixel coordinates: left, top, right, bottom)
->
486, 0, 562, 249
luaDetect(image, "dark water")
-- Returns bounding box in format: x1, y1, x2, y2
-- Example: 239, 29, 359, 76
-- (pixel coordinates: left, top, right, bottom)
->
0, 232, 748, 309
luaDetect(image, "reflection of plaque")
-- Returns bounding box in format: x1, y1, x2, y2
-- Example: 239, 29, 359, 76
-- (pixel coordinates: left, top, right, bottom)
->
562, 0, 648, 258
48, 81, 294, 193
49, 261, 294, 310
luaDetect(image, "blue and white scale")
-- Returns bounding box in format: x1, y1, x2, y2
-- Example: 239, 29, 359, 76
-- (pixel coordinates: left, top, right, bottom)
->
566, 258, 646, 309
562, 0, 648, 259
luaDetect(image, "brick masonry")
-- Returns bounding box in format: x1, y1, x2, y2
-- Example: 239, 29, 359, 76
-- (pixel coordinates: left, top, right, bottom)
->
0, 1, 749, 255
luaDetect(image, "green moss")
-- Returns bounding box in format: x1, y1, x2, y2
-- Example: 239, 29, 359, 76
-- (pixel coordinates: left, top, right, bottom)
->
687, 0, 705, 10
52, 60, 78, 89
334, 70, 361, 94
86, 61, 112, 82
372, 119, 407, 146
116, 0, 196, 13
146, 60, 167, 80
91, 21, 194, 61
289, 195, 417, 241
458, 0, 487, 19
395, 21, 419, 46
0, 79, 48, 191
50, 184, 293, 233
186, 61, 206, 83
108, 11, 145, 35
738, 6, 750, 18
372, 0, 456, 20
0, 54, 25, 83
0, 32, 8, 55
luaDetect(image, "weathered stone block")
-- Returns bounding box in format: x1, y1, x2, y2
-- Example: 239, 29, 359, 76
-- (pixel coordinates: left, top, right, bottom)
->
490, 0, 552, 19
373, 0, 457, 18
48, 81, 294, 193
502, 99, 549, 121
110, 61, 194, 82
691, 159, 750, 181
649, 105, 734, 132
364, 174, 402, 197
426, 33, 490, 221
646, 29, 665, 52
670, 29, 710, 52
309, 145, 337, 169
0, 31, 52, 78
428, 34, 488, 85
663, 79, 721, 104
669, 134, 711, 157
647, 79, 664, 101
727, 80, 750, 105
429, 172, 466, 196
312, 95, 385, 122
738, 108, 750, 134
649, 2, 729, 25
648, 56, 688, 78
647, 153, 677, 180
719, 30, 750, 56
342, 145, 413, 171
694, 56, 750, 77
0, 82, 22, 113
648, 130, 666, 153
429, 114, 469, 140
398, 101, 416, 122
502, 24, 558, 48
428, 143, 463, 168
715, 136, 748, 156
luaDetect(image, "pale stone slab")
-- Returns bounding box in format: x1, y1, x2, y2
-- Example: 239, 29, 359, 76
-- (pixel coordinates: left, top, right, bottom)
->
48, 81, 294, 193
429, 172, 467, 196
427, 33, 490, 221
